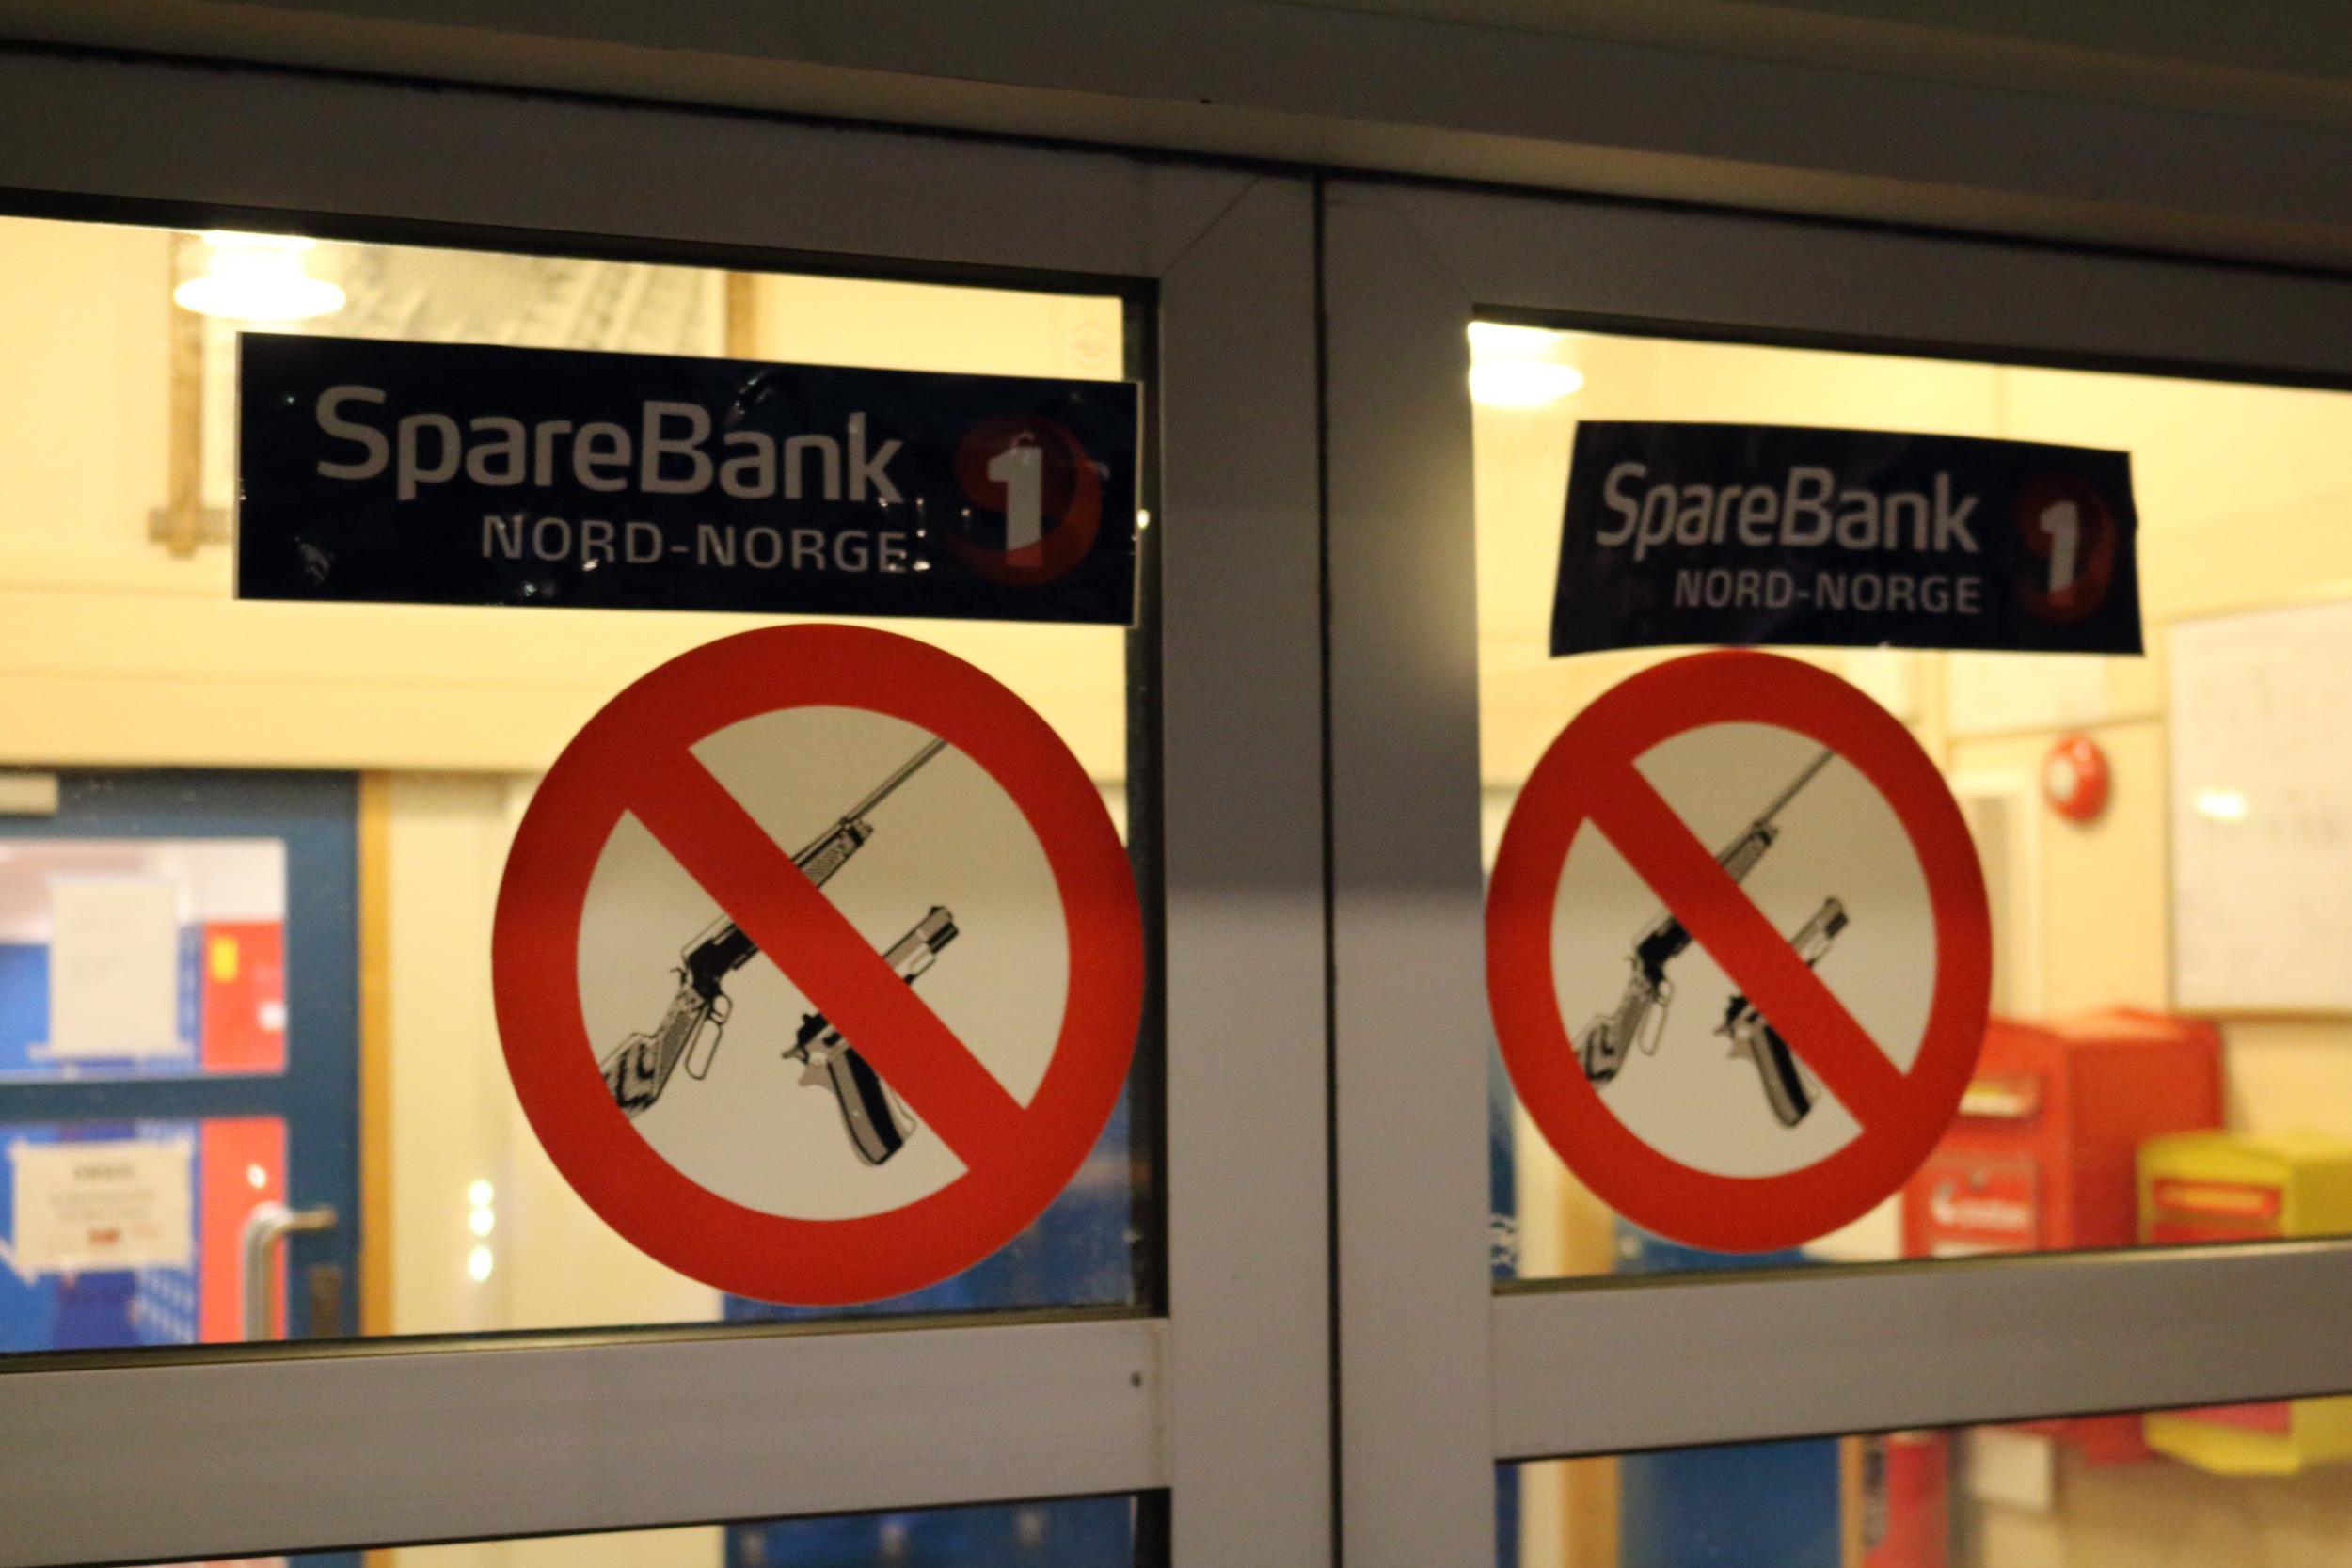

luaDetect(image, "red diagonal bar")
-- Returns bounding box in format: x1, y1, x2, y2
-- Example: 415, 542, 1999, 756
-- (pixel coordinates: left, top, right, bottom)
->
1587, 761, 1910, 1122
626, 748, 1027, 1172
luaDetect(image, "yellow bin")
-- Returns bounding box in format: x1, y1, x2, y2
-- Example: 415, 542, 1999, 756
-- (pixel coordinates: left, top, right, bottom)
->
2138, 1131, 2352, 1475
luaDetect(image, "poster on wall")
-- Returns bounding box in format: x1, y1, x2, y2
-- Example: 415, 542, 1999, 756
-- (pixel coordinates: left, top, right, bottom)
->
1550, 422, 2142, 657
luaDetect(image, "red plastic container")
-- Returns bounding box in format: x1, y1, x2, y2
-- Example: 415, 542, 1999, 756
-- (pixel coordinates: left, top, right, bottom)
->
1900, 1009, 2223, 1463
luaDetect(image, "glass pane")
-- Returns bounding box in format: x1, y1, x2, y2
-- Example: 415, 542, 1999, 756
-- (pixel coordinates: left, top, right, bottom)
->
0, 211, 1154, 1351
0, 837, 285, 1079
1473, 324, 2352, 1281
148, 1493, 1152, 1568
1502, 1398, 2352, 1567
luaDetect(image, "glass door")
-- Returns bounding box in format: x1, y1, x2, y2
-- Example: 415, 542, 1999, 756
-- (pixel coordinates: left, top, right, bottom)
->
1324, 178, 2352, 1566
0, 48, 1326, 1567
0, 771, 358, 1354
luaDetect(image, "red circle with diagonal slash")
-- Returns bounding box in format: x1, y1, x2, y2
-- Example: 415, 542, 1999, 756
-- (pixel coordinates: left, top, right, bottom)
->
493, 624, 1143, 1305
1486, 650, 1991, 1253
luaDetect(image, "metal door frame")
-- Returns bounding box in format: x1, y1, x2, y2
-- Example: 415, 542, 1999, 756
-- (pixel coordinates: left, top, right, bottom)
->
0, 48, 1327, 1566
1322, 176, 2352, 1566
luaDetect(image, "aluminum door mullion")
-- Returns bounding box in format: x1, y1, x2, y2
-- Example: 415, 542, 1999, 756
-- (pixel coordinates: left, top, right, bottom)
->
1366, 181, 2352, 386
0, 48, 1168, 281
1325, 183, 1500, 1568
1156, 174, 1332, 1565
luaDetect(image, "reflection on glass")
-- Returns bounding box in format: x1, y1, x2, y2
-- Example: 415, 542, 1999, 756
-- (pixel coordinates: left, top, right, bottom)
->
1504, 1401, 2352, 1567
1475, 325, 2352, 1280
0, 837, 286, 1081
0, 770, 353, 1354
155, 1494, 1147, 1568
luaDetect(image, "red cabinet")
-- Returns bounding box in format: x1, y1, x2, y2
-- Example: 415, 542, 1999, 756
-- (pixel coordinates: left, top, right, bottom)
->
1900, 1009, 2223, 1461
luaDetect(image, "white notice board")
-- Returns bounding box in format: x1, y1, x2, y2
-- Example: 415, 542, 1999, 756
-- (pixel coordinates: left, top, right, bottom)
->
2169, 601, 2352, 1011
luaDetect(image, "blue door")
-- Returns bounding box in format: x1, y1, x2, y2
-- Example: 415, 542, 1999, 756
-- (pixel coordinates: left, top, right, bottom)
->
0, 770, 360, 1354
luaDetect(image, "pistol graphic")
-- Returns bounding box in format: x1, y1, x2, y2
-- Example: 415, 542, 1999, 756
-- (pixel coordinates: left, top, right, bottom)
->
1579, 747, 1834, 1086
787, 906, 959, 1165
599, 737, 946, 1142
1714, 896, 1848, 1128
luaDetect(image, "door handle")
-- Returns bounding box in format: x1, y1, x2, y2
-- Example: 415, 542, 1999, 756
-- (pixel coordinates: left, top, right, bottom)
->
240, 1201, 337, 1340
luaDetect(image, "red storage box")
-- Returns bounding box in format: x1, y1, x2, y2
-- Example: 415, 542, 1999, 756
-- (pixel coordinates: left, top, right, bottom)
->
1900, 1009, 2222, 1462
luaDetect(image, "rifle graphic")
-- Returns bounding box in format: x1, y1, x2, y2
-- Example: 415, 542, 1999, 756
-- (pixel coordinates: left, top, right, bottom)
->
788, 906, 959, 1165
1578, 746, 1834, 1086
1715, 896, 1848, 1128
600, 737, 947, 1136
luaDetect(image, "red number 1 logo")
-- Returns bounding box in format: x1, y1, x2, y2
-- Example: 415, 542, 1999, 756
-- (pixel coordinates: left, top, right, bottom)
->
2014, 475, 2116, 626
950, 416, 1104, 587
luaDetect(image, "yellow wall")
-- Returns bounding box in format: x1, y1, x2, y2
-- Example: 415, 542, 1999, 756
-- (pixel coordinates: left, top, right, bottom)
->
1945, 721, 2169, 1016
0, 219, 178, 594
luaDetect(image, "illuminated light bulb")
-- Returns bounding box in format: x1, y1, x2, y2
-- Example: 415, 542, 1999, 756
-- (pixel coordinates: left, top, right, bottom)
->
1469, 360, 1585, 407
174, 231, 345, 322
467, 1179, 494, 1207
467, 1244, 494, 1282
1467, 321, 1584, 407
469, 1206, 495, 1238
1468, 321, 1567, 358
2193, 787, 2249, 823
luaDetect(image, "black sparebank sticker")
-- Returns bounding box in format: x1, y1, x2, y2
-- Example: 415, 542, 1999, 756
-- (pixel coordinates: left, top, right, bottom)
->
236, 335, 1142, 625
1551, 422, 2141, 656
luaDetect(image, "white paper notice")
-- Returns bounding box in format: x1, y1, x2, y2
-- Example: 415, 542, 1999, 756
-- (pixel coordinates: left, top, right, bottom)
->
46, 875, 185, 1059
6, 1137, 193, 1277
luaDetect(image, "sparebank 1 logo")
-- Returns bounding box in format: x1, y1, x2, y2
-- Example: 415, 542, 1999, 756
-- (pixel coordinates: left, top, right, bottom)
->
2014, 473, 2118, 626
949, 415, 1104, 587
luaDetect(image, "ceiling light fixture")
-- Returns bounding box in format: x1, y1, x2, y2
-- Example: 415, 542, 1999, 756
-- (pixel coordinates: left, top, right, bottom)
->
173, 231, 346, 322
2192, 787, 2249, 823
1467, 321, 1584, 408
1468, 322, 1565, 358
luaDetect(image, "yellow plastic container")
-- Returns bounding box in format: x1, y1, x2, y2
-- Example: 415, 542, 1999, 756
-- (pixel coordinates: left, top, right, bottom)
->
2137, 1131, 2352, 1476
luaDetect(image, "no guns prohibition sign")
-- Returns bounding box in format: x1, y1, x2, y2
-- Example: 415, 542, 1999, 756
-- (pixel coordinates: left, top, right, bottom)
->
494, 624, 1144, 1305
1486, 650, 1993, 1253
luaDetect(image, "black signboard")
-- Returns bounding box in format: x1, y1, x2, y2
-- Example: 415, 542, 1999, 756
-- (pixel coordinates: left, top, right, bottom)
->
1552, 422, 2142, 657
237, 335, 1142, 626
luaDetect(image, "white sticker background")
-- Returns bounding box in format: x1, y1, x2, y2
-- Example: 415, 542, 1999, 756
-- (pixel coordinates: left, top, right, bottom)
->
577, 706, 1070, 1221
1547, 721, 1937, 1180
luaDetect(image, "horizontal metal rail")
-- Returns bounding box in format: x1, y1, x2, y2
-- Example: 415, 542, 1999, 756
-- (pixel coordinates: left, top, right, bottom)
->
0, 1314, 1166, 1565
1494, 1242, 2352, 1461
